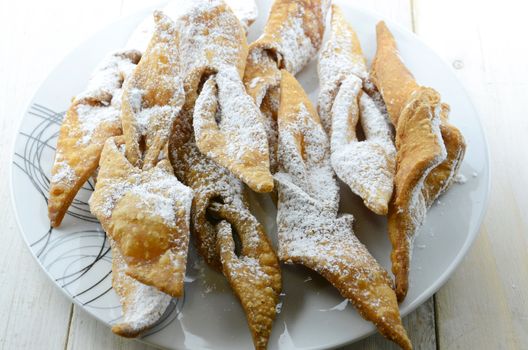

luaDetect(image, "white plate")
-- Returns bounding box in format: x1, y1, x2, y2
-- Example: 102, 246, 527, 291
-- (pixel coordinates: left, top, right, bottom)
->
10, 1, 490, 349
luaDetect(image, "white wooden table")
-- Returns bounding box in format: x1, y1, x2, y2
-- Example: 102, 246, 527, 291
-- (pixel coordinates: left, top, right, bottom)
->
1, 0, 526, 349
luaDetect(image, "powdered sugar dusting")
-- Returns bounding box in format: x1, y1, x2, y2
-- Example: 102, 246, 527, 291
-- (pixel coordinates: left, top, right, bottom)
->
177, 0, 243, 77
51, 155, 77, 185
274, 77, 403, 337
130, 166, 193, 227
193, 68, 268, 163
223, 0, 258, 32
75, 104, 120, 145
274, 85, 393, 312
275, 12, 317, 74
73, 50, 140, 145
454, 173, 467, 184
125, 0, 257, 52
170, 111, 262, 265
111, 240, 172, 334
318, 6, 396, 214
317, 6, 368, 132
76, 50, 140, 104
397, 94, 448, 246
243, 0, 329, 172
91, 141, 193, 228
328, 81, 396, 214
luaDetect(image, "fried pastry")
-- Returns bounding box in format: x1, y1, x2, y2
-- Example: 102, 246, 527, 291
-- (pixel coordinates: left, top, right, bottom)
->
168, 111, 281, 350
110, 238, 172, 338
213, 204, 281, 350
169, 109, 247, 269
275, 70, 411, 350
223, 0, 258, 33
177, 0, 273, 193
90, 136, 193, 297
243, 0, 331, 171
318, 5, 396, 215
125, 0, 258, 52
48, 50, 141, 227
121, 11, 185, 170
371, 21, 466, 300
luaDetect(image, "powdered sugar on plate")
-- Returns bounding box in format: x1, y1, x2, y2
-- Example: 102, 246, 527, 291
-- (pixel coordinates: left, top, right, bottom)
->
454, 173, 467, 184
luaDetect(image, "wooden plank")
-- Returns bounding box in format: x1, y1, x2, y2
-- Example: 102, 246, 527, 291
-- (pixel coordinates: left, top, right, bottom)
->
0, 206, 72, 350
66, 308, 153, 350
347, 298, 436, 349
0, 0, 122, 349
414, 0, 528, 348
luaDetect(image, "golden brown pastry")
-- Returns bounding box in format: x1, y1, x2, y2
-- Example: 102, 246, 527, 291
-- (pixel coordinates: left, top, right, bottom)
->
168, 109, 281, 350
121, 11, 185, 170
48, 50, 141, 227
224, 0, 258, 33
318, 5, 396, 215
177, 0, 273, 193
243, 0, 331, 170
124, 0, 258, 52
169, 109, 247, 270
371, 21, 466, 301
90, 136, 193, 297
213, 204, 281, 350
275, 70, 411, 350
110, 238, 172, 338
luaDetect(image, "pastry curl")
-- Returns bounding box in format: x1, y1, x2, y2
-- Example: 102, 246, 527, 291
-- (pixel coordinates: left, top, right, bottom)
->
243, 0, 331, 171
275, 70, 411, 350
110, 238, 172, 338
318, 5, 396, 215
121, 11, 185, 170
212, 203, 281, 350
169, 109, 281, 350
90, 137, 193, 297
177, 0, 273, 193
48, 50, 140, 227
371, 21, 466, 301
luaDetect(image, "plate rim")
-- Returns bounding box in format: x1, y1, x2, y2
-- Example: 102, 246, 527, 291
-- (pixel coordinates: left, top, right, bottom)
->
8, 2, 491, 349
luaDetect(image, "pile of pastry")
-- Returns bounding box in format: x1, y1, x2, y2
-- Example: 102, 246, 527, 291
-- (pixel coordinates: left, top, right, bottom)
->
47, 0, 465, 349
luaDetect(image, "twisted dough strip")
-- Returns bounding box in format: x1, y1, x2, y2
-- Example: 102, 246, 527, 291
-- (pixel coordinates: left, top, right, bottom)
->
168, 110, 281, 350
124, 0, 258, 52
169, 109, 246, 270
48, 50, 140, 227
177, 0, 272, 193
318, 5, 396, 215
212, 203, 281, 350
90, 136, 193, 298
371, 21, 466, 301
275, 70, 411, 350
110, 238, 172, 338
121, 11, 185, 170
243, 0, 331, 171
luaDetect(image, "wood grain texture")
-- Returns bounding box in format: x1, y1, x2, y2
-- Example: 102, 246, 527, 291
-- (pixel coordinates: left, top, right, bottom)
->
0, 0, 123, 349
347, 299, 436, 350
414, 0, 528, 348
66, 307, 153, 350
